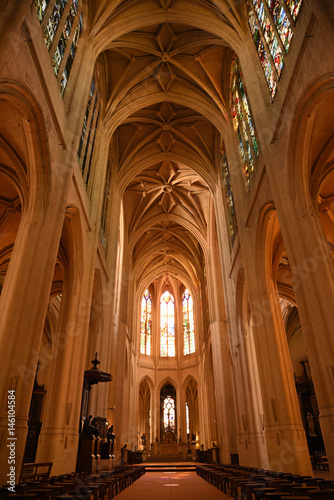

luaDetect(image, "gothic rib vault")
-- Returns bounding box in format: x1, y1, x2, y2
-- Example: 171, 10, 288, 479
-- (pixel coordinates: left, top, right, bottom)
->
89, 0, 245, 295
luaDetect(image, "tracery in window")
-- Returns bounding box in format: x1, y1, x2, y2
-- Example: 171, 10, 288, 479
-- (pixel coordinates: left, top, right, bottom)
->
161, 384, 177, 432
248, 0, 303, 99
52, 0, 78, 76
183, 289, 195, 355
160, 291, 175, 357
44, 0, 67, 50
266, 0, 293, 52
140, 289, 152, 356
60, 15, 83, 96
78, 77, 101, 190
231, 59, 259, 185
35, 0, 51, 22
36, 0, 82, 98
221, 142, 238, 245
163, 395, 175, 429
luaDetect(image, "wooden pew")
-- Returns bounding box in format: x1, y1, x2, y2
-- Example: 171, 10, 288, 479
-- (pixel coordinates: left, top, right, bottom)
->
19, 464, 53, 484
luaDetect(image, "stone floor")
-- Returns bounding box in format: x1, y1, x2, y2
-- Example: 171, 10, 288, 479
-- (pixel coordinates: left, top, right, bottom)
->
116, 466, 229, 499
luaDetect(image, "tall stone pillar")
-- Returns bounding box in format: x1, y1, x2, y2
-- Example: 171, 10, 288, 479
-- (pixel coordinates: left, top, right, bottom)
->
231, 293, 270, 469
274, 207, 334, 475
0, 161, 73, 485
246, 280, 312, 475
36, 215, 97, 475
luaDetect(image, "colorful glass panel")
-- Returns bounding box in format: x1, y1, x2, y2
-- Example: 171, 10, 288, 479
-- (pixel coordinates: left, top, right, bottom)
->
78, 78, 95, 160
35, 0, 51, 22
60, 15, 82, 96
221, 148, 238, 245
252, 0, 284, 77
85, 109, 99, 186
239, 80, 258, 157
140, 289, 152, 355
231, 60, 259, 184
163, 396, 175, 429
248, 8, 277, 98
81, 93, 98, 181
286, 0, 303, 21
52, 0, 78, 75
266, 0, 293, 52
183, 289, 195, 355
44, 0, 67, 50
160, 291, 175, 357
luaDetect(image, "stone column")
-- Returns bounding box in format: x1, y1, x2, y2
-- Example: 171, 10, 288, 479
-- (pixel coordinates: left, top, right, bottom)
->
36, 210, 98, 475
0, 156, 73, 484
231, 297, 270, 469
246, 278, 312, 475
273, 204, 334, 474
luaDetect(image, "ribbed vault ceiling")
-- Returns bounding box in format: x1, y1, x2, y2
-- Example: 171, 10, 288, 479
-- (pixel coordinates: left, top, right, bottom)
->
91, 0, 245, 293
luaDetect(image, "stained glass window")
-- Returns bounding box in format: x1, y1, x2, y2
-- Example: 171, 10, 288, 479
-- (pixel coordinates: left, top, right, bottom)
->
60, 15, 83, 96
183, 289, 195, 355
140, 289, 152, 356
44, 0, 67, 50
78, 78, 95, 159
160, 291, 175, 357
78, 77, 100, 190
248, 0, 303, 99
35, 0, 51, 22
221, 143, 238, 245
252, 0, 284, 77
186, 402, 190, 434
286, 0, 303, 21
231, 59, 259, 184
248, 7, 276, 98
266, 0, 293, 52
163, 395, 175, 429
52, 0, 78, 76
36, 0, 82, 98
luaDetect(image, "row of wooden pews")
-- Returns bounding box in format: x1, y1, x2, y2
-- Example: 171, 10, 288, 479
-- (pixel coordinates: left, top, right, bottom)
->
196, 463, 334, 500
1, 466, 145, 500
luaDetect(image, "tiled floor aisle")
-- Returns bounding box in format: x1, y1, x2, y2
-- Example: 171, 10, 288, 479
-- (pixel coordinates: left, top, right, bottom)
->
114, 470, 231, 499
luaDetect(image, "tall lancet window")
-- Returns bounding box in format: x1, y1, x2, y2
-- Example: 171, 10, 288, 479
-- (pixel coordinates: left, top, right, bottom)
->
248, 0, 303, 99
231, 59, 259, 185
183, 289, 195, 355
160, 291, 175, 357
186, 402, 190, 434
221, 141, 238, 245
140, 289, 152, 355
35, 0, 83, 97
78, 76, 101, 191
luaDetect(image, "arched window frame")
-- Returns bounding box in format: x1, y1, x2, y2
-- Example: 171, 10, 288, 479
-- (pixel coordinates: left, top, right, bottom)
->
34, 0, 83, 97
160, 384, 177, 438
182, 288, 195, 355
231, 58, 259, 185
160, 291, 175, 357
248, 0, 303, 100
140, 289, 152, 356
